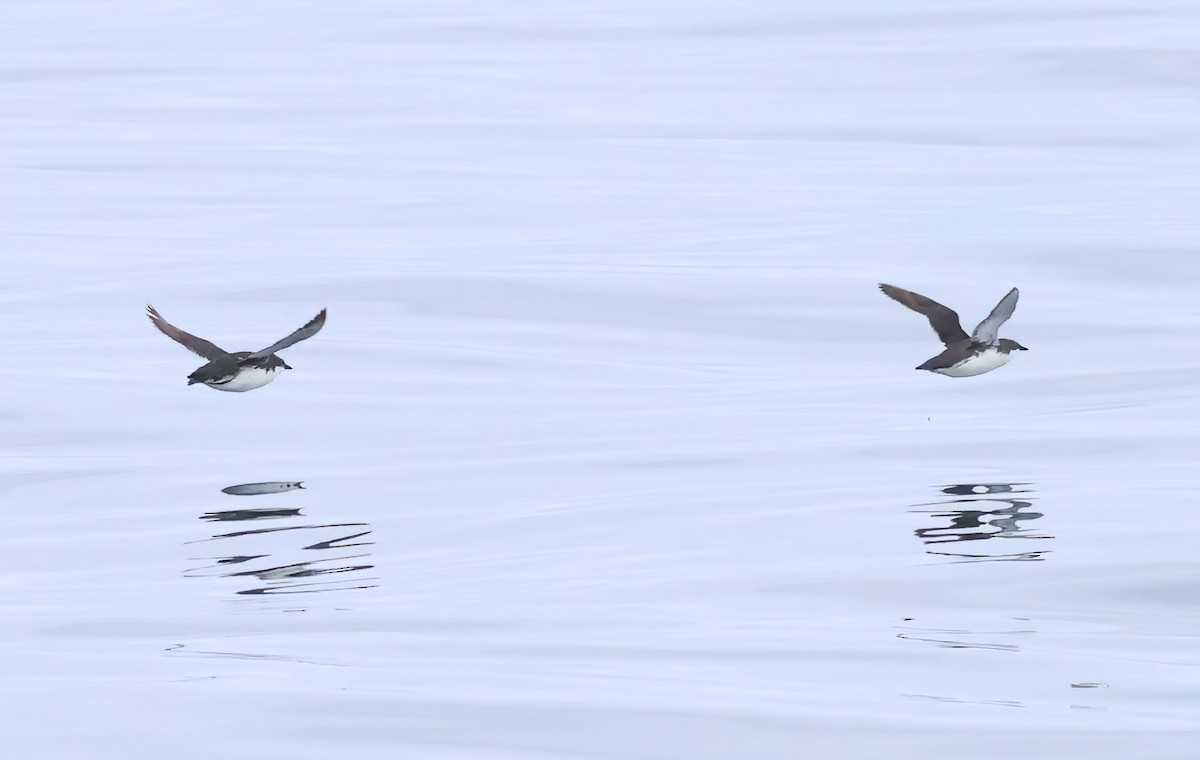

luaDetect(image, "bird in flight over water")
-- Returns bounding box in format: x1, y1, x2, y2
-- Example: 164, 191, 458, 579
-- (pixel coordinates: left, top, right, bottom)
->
146, 305, 327, 391
878, 284, 1026, 377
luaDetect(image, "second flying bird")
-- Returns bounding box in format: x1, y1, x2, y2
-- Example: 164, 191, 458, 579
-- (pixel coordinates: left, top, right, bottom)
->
147, 305, 327, 391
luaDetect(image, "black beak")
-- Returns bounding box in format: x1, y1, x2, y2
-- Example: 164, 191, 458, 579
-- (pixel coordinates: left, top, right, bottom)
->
283, 362, 293, 370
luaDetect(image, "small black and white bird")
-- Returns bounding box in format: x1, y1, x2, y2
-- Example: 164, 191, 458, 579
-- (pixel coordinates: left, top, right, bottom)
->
146, 305, 327, 391
879, 284, 1026, 377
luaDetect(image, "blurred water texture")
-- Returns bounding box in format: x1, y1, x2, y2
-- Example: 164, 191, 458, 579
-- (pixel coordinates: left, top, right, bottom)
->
2, 1, 1199, 758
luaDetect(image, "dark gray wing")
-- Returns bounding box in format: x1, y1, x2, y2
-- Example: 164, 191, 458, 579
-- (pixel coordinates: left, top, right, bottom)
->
971, 287, 1019, 344
146, 305, 228, 360
248, 308, 327, 358
878, 284, 969, 347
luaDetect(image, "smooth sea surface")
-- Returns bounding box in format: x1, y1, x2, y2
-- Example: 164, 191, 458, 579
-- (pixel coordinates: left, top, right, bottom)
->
3, 1, 1199, 757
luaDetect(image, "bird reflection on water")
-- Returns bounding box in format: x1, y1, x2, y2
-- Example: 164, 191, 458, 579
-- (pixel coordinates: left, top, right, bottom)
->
185, 484, 378, 596
908, 482, 1050, 562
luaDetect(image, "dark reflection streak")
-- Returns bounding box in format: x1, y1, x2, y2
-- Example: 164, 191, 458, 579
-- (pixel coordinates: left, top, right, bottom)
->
304, 530, 373, 551
895, 620, 1034, 652
895, 633, 1019, 651
182, 554, 278, 577
226, 555, 374, 580
915, 514, 993, 544
186, 522, 369, 543
908, 497, 1037, 509
925, 550, 1048, 563
216, 555, 269, 565
200, 508, 301, 522
903, 693, 1024, 708
238, 576, 380, 595
939, 483, 1031, 496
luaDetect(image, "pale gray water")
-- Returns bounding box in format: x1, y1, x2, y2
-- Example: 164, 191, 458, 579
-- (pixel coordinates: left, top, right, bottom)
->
3, 1, 1200, 757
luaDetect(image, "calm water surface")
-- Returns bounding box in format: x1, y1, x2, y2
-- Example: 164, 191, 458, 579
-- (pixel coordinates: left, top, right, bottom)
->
3, 1, 1199, 757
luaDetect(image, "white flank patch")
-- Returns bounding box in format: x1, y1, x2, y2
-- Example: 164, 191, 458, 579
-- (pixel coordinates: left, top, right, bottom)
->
933, 347, 1014, 378
207, 366, 282, 392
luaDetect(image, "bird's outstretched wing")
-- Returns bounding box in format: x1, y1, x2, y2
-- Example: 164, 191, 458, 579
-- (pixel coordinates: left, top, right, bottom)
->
878, 284, 968, 347
248, 308, 327, 358
146, 305, 228, 360
971, 288, 1019, 344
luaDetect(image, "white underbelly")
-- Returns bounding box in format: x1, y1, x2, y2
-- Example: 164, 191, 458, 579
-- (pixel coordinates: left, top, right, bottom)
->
933, 347, 1012, 377
208, 366, 282, 392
